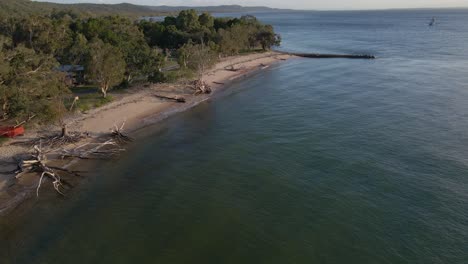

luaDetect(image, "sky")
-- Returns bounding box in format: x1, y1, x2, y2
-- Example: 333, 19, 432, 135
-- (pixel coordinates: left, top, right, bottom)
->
36, 0, 468, 10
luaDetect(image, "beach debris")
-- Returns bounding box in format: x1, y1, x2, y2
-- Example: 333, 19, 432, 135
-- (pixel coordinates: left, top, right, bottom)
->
191, 79, 212, 95
9, 121, 132, 198
69, 96, 80, 112
59, 139, 125, 160
111, 121, 133, 144
225, 64, 247, 72
154, 94, 186, 103
0, 114, 36, 138
13, 129, 88, 149
16, 142, 67, 197
224, 65, 240, 72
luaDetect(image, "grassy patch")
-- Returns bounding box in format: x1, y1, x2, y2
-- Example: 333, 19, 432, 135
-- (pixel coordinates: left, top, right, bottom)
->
70, 85, 99, 94
164, 69, 195, 83
165, 59, 179, 68
0, 137, 8, 146
74, 94, 114, 112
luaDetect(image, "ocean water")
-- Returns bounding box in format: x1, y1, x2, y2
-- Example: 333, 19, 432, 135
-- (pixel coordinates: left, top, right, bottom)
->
2, 9, 468, 263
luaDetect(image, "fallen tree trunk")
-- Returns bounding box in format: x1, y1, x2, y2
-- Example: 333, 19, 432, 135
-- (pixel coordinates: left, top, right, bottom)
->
16, 143, 66, 197
12, 123, 131, 197
111, 121, 133, 144
154, 94, 186, 103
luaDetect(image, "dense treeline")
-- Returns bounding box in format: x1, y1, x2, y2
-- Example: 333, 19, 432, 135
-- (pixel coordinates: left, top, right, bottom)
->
140, 11, 281, 54
0, 9, 280, 122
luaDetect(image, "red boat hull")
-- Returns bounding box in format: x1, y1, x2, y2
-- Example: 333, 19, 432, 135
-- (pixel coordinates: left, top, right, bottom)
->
0, 126, 25, 138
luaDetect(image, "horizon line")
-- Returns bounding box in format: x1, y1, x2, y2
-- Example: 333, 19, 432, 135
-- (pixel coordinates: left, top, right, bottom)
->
34, 1, 468, 12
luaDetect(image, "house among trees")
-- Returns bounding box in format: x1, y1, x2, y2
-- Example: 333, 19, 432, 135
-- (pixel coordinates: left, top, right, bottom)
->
57, 65, 85, 86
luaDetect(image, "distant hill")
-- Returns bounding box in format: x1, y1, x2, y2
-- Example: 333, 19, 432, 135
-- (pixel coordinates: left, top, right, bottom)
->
144, 5, 288, 13
0, 1, 286, 17
0, 0, 166, 16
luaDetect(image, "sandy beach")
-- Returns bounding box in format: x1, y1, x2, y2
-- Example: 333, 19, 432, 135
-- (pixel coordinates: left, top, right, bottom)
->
0, 51, 293, 216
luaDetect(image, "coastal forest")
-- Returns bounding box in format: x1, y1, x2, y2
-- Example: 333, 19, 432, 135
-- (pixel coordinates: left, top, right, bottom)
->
0, 2, 281, 124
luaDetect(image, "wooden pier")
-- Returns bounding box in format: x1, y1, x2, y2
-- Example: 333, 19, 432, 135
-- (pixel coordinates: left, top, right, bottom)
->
278, 51, 376, 59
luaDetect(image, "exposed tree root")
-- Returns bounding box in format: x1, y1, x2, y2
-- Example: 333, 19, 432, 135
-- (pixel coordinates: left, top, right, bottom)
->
191, 79, 212, 95
111, 121, 133, 144
12, 122, 131, 197
17, 143, 66, 197
13, 130, 88, 149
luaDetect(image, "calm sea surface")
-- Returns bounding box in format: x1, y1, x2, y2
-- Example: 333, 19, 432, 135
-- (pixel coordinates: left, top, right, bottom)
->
2, 9, 468, 263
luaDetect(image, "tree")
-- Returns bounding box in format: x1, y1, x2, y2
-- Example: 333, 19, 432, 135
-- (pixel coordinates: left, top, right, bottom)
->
65, 33, 89, 65
257, 25, 281, 50
78, 16, 157, 83
0, 43, 69, 122
87, 39, 125, 98
178, 41, 217, 80
218, 24, 250, 55
176, 9, 200, 32
199, 12, 214, 29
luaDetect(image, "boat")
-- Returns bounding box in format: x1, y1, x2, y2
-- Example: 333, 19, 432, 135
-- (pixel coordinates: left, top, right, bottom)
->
0, 126, 25, 138
429, 17, 436, 26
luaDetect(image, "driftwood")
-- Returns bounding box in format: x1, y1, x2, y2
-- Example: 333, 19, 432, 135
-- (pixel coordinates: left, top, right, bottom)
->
59, 140, 125, 160
14, 130, 88, 149
17, 143, 66, 197
10, 121, 134, 197
154, 94, 186, 103
213, 81, 225, 85
14, 114, 36, 128
111, 121, 133, 144
12, 121, 133, 197
191, 79, 212, 95
60, 122, 129, 159
224, 65, 240, 72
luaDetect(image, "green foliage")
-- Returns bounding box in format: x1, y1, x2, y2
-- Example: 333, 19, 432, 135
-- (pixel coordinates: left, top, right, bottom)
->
199, 12, 215, 29
0, 6, 280, 123
177, 42, 217, 79
256, 25, 282, 50
139, 11, 281, 55
0, 137, 8, 146
148, 71, 167, 83
0, 40, 70, 122
75, 16, 165, 83
164, 69, 195, 83
176, 10, 201, 32
87, 39, 126, 98
75, 93, 113, 112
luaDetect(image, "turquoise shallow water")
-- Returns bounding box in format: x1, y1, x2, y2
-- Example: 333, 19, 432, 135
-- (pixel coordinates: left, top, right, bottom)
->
2, 9, 468, 264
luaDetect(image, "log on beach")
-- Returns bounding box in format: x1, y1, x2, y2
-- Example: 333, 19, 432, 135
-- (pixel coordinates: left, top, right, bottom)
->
154, 94, 186, 103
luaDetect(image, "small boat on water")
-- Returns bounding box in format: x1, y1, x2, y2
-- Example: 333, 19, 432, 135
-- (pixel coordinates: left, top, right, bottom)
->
429, 17, 436, 26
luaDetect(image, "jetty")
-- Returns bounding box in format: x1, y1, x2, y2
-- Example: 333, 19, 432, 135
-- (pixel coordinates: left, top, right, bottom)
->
277, 51, 376, 59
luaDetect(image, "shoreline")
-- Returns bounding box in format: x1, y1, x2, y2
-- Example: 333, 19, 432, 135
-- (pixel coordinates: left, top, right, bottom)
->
0, 51, 294, 217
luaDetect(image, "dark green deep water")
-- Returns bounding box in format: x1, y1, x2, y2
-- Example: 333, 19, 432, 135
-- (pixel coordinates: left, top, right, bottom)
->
2, 10, 468, 263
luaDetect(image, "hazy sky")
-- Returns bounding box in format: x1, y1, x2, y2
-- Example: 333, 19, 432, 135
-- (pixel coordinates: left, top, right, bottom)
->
37, 0, 468, 10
